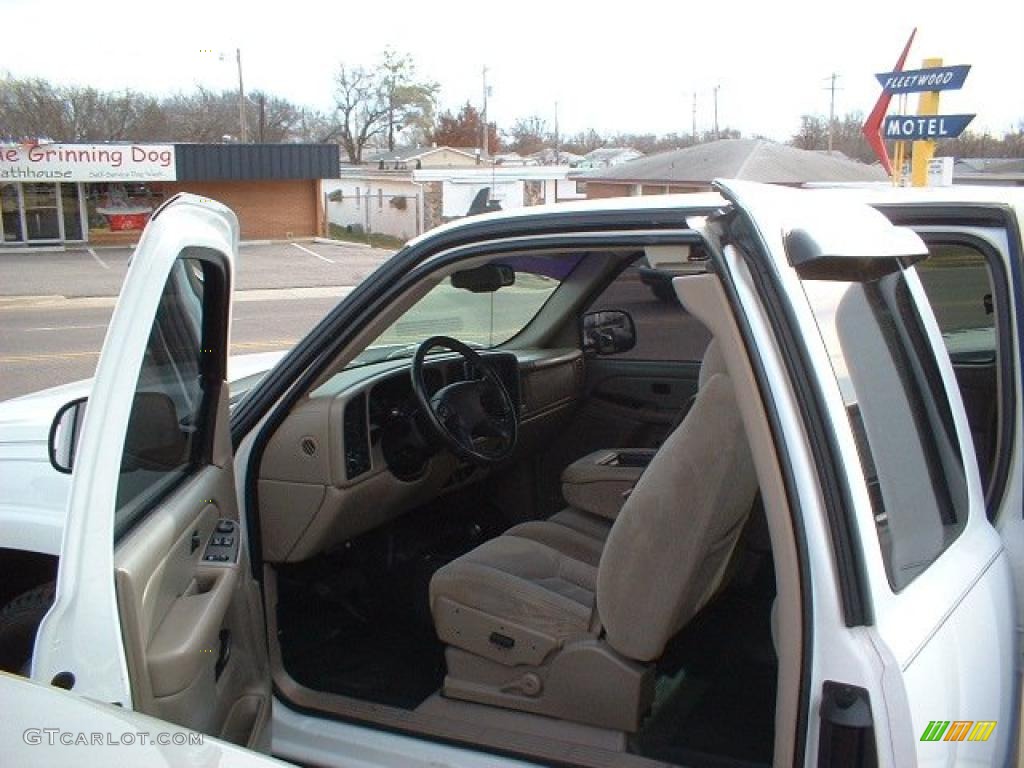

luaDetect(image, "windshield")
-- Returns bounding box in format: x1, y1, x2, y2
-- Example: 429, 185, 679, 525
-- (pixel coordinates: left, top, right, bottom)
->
349, 253, 581, 367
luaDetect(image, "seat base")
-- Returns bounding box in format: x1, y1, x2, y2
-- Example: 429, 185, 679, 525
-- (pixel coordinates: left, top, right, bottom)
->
443, 639, 655, 733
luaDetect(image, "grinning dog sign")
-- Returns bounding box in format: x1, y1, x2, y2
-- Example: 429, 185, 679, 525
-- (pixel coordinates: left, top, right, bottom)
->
0, 143, 177, 182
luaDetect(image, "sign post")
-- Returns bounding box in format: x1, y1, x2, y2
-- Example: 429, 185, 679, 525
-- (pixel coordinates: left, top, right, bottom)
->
864, 40, 974, 187
911, 58, 941, 186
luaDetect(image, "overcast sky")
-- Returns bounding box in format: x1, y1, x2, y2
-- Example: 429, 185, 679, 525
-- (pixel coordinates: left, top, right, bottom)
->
2, 0, 1021, 143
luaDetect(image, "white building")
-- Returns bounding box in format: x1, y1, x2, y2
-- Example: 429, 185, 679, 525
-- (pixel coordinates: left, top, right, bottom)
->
323, 166, 587, 242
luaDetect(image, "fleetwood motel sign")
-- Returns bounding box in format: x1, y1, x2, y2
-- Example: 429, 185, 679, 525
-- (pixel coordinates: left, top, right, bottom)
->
862, 29, 976, 186
884, 114, 975, 141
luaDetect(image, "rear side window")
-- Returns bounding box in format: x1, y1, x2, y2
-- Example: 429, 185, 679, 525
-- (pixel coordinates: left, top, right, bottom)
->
803, 271, 968, 591
114, 257, 210, 538
916, 243, 996, 363
915, 240, 1007, 501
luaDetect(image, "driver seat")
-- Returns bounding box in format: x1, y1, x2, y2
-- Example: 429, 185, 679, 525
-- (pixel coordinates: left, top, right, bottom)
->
428, 341, 758, 731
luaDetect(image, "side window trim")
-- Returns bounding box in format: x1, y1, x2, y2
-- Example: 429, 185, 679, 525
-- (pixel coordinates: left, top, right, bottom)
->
916, 230, 1017, 517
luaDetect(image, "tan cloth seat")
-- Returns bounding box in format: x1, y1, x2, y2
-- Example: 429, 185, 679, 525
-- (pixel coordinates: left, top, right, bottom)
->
508, 340, 728, 565
429, 341, 757, 731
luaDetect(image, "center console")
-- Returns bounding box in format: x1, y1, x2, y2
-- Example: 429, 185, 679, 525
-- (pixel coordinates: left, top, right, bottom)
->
561, 448, 655, 521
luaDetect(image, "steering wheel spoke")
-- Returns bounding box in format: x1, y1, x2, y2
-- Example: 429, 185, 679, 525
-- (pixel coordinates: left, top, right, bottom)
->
411, 336, 518, 466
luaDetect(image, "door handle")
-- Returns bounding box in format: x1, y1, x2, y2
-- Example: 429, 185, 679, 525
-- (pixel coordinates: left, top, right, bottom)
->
817, 681, 877, 767
215, 629, 231, 681
190, 530, 200, 554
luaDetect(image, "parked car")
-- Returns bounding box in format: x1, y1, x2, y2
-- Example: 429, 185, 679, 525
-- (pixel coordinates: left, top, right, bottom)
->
0, 181, 1020, 767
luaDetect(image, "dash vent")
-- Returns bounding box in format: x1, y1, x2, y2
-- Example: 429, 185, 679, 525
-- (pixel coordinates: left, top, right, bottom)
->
300, 437, 318, 457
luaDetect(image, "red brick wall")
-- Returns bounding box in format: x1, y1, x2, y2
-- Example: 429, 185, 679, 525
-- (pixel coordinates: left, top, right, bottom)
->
582, 182, 634, 199
585, 181, 711, 199
153, 179, 319, 240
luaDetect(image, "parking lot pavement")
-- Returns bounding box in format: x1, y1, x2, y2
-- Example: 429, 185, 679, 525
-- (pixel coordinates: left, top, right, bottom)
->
0, 240, 394, 401
0, 240, 394, 298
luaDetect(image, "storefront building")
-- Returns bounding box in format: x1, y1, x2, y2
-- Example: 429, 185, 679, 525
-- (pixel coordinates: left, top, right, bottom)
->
0, 143, 339, 246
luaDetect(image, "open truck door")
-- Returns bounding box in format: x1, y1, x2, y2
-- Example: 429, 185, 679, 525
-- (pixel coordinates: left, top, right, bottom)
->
717, 179, 1017, 766
32, 195, 271, 749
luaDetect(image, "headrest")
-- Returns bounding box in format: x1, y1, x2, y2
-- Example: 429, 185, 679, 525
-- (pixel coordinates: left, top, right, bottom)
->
698, 339, 726, 388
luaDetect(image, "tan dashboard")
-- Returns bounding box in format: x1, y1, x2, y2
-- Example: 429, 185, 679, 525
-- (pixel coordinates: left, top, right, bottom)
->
256, 348, 584, 562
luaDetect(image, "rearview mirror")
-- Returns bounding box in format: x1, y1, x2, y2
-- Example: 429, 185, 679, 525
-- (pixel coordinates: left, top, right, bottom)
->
582, 310, 636, 356
49, 397, 88, 474
451, 264, 515, 293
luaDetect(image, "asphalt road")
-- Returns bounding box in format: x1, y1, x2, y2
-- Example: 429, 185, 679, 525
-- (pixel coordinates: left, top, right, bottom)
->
0, 241, 394, 400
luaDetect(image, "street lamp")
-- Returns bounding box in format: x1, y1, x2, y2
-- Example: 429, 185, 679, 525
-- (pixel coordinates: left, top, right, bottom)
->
218, 48, 247, 143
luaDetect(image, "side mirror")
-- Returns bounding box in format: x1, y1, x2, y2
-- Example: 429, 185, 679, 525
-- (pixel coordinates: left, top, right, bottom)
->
49, 397, 88, 474
582, 310, 636, 356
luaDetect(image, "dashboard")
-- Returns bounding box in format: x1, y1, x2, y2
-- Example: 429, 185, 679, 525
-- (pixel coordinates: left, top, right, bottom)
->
257, 347, 584, 562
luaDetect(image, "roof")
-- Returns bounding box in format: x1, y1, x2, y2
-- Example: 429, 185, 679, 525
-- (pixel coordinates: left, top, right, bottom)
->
174, 143, 339, 181
405, 181, 1024, 249
575, 139, 886, 185
583, 147, 642, 161
528, 148, 584, 164
953, 157, 1024, 174
364, 146, 479, 163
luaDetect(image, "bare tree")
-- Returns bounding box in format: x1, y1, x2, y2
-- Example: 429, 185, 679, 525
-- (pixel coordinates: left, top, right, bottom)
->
0, 75, 163, 142
333, 51, 438, 163
505, 115, 549, 155
379, 49, 438, 151
333, 65, 389, 163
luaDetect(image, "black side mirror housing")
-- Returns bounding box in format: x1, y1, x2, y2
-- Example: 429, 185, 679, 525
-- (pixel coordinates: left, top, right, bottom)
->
582, 310, 637, 356
49, 397, 88, 474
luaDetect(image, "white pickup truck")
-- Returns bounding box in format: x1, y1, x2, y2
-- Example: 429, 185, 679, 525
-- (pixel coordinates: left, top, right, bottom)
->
0, 181, 1020, 768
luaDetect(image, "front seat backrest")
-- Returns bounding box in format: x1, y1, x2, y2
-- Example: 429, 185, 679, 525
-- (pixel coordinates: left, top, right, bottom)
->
595, 369, 757, 662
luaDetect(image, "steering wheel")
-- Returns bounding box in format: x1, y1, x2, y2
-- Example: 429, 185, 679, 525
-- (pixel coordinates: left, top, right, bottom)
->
411, 336, 518, 466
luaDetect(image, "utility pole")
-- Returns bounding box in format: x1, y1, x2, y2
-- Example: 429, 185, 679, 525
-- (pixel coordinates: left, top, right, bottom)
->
692, 91, 697, 143
236, 48, 247, 143
258, 93, 266, 143
554, 101, 560, 165
480, 66, 489, 159
824, 72, 842, 154
712, 85, 720, 140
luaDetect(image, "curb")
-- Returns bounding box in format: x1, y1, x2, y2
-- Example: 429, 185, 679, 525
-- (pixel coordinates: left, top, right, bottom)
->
312, 237, 371, 249
0, 246, 67, 255
0, 285, 358, 309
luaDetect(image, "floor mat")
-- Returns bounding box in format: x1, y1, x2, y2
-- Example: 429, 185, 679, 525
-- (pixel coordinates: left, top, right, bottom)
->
634, 574, 778, 767
277, 556, 447, 709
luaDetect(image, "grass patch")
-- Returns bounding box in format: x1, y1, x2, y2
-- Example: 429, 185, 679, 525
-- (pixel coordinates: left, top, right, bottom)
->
328, 223, 405, 250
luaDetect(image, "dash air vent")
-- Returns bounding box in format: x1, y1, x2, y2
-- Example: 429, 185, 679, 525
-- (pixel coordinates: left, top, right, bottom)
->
343, 393, 371, 480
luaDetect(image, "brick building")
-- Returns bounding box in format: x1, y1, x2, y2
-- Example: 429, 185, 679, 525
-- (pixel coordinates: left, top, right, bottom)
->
0, 142, 338, 247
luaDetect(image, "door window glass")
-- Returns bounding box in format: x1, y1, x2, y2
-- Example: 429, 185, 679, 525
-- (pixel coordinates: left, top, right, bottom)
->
1, 184, 22, 242
61, 183, 84, 240
802, 272, 968, 590
23, 183, 60, 240
115, 257, 210, 539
